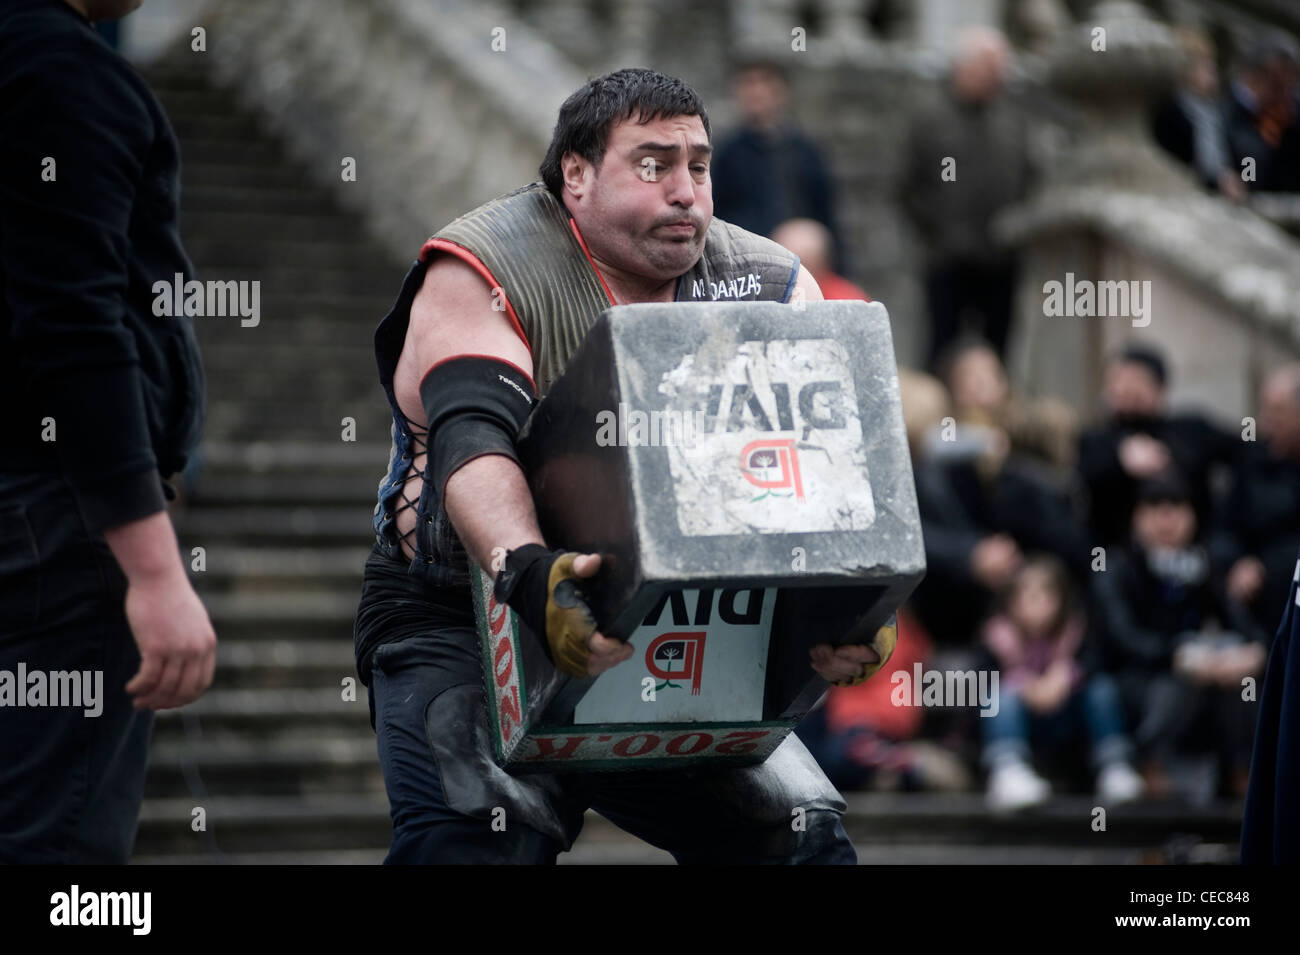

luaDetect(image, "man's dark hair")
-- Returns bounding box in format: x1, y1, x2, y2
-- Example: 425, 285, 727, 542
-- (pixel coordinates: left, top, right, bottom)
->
1113, 343, 1168, 388
539, 68, 711, 199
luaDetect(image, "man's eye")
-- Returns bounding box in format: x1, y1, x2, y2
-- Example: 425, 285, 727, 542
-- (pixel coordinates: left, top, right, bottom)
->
639, 158, 662, 181
691, 165, 709, 175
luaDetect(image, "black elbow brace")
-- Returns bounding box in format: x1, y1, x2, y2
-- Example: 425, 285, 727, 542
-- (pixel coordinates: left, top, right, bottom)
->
420, 356, 537, 495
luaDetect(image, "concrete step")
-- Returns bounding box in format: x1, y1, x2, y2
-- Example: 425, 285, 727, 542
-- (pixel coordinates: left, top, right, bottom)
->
196, 441, 394, 476
177, 505, 373, 545
179, 160, 314, 192
183, 236, 396, 273
175, 136, 286, 168
134, 793, 391, 855
180, 546, 370, 584
153, 687, 370, 730
196, 589, 360, 627
182, 183, 334, 215
190, 473, 378, 507
837, 792, 1245, 847
145, 733, 382, 798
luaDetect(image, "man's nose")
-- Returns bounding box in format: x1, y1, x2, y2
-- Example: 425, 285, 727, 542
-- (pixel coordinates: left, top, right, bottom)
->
662, 162, 696, 207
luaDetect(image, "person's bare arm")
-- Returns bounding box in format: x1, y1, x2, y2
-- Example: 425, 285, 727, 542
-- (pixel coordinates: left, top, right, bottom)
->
793, 264, 824, 304
103, 510, 216, 710
406, 255, 630, 674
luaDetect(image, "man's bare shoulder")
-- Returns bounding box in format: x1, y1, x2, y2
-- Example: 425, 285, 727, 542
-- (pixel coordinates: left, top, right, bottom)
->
412, 253, 498, 323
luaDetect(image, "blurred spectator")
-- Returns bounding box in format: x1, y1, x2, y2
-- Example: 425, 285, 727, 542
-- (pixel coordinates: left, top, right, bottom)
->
711, 59, 848, 274
981, 556, 1143, 811
910, 344, 1090, 646
1091, 475, 1267, 801
770, 217, 868, 301
1077, 344, 1236, 549
797, 609, 970, 793
1151, 28, 1246, 200
1210, 363, 1300, 636
901, 27, 1031, 368
1225, 33, 1300, 194
930, 334, 1078, 471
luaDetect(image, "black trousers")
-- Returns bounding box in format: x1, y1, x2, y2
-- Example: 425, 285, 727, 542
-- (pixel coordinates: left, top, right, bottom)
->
924, 259, 1018, 370
0, 472, 152, 863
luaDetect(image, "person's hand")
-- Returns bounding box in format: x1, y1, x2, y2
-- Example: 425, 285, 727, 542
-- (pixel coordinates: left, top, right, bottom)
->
123, 568, 217, 710
970, 534, 1022, 590
810, 643, 881, 684
1226, 556, 1266, 605
1218, 169, 1248, 202
1117, 434, 1171, 478
571, 553, 634, 676
1211, 643, 1266, 689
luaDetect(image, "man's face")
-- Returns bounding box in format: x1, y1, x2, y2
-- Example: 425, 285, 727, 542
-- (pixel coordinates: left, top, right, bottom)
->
563, 113, 713, 283
1259, 378, 1300, 459
1133, 500, 1196, 550
1105, 360, 1165, 419
733, 68, 786, 126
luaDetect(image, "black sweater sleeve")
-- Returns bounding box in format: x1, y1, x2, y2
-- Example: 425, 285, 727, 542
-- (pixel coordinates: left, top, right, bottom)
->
0, 37, 166, 529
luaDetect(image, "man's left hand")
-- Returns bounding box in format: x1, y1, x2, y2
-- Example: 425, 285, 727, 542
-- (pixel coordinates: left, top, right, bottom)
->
810, 619, 898, 686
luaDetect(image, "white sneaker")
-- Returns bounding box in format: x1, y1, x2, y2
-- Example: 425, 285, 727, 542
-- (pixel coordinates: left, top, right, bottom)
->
986, 760, 1051, 811
1096, 761, 1145, 804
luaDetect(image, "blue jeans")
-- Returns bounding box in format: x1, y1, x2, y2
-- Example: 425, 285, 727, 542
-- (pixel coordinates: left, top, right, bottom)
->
982, 673, 1131, 771
357, 548, 857, 864
0, 473, 153, 863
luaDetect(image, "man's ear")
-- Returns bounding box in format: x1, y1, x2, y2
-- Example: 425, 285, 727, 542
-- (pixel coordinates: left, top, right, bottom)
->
560, 152, 590, 200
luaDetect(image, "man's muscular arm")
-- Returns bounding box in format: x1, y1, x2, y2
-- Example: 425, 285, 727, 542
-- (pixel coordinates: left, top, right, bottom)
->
405, 255, 631, 675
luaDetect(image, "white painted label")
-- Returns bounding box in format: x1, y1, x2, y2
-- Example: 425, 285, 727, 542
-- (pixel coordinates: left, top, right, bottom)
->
657, 338, 875, 536
573, 588, 775, 724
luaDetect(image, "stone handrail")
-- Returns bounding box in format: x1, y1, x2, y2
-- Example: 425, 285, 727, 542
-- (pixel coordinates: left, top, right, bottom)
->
200, 0, 587, 262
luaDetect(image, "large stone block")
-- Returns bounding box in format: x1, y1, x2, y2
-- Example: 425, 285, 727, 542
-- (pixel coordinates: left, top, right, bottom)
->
472, 300, 925, 772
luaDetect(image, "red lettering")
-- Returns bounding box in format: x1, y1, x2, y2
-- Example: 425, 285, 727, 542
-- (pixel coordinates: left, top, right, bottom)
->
715, 730, 769, 755
498, 685, 521, 738
488, 596, 508, 636
526, 736, 588, 761
612, 733, 660, 757
493, 636, 514, 688
666, 732, 713, 755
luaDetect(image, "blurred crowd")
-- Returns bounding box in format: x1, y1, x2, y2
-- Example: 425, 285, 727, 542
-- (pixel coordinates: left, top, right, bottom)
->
708, 27, 1300, 811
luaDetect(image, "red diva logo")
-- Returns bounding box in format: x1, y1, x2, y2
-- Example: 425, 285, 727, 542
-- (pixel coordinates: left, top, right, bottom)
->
646, 632, 707, 695
740, 438, 805, 501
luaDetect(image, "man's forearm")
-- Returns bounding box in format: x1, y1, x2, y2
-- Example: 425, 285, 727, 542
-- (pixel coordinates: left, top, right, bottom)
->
103, 509, 186, 585
443, 454, 544, 574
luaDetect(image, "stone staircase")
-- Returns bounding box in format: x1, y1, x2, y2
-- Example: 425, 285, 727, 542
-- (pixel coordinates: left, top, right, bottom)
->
134, 53, 396, 863
130, 46, 1248, 865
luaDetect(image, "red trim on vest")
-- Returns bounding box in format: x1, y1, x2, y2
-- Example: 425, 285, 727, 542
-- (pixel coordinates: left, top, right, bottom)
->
567, 217, 617, 306
419, 238, 532, 355
419, 353, 537, 393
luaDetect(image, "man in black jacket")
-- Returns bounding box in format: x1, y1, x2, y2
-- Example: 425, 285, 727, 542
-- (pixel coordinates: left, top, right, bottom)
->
0, 0, 215, 863
1211, 364, 1300, 637
1078, 345, 1237, 549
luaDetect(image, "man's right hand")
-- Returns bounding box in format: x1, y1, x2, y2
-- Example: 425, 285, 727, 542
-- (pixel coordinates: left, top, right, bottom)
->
493, 545, 633, 678
102, 509, 217, 710
122, 569, 217, 710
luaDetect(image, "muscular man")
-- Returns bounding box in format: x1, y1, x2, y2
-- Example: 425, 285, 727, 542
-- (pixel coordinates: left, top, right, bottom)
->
1, 0, 215, 863
355, 68, 887, 864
